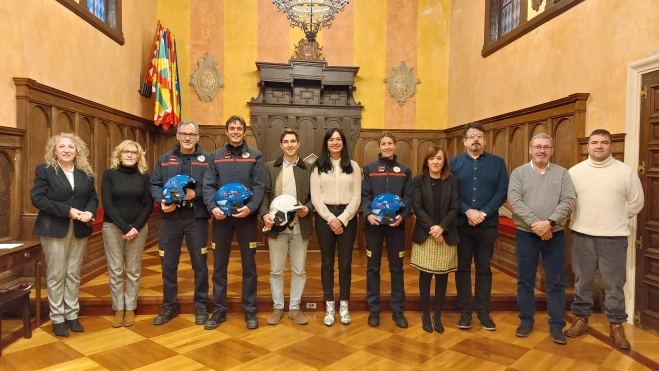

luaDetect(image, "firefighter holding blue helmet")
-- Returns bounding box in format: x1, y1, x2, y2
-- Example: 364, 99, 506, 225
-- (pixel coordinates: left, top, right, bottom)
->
149, 121, 211, 327
202, 115, 265, 330
361, 131, 413, 328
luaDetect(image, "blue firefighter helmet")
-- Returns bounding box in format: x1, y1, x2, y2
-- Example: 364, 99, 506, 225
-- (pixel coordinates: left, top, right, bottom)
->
215, 182, 253, 216
370, 193, 405, 225
162, 174, 196, 206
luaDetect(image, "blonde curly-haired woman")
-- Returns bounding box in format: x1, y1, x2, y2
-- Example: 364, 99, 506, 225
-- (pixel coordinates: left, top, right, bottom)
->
31, 132, 98, 337
101, 140, 154, 328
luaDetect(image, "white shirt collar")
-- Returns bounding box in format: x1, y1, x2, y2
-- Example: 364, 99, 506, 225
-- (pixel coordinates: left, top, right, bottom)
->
283, 157, 299, 167
529, 160, 550, 175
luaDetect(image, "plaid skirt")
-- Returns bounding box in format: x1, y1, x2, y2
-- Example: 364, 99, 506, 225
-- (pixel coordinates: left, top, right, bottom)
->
410, 236, 458, 274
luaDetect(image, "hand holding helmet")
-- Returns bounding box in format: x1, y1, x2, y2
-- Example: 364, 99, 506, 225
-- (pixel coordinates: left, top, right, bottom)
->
215, 182, 253, 216
162, 175, 197, 206
370, 193, 406, 225
263, 195, 304, 232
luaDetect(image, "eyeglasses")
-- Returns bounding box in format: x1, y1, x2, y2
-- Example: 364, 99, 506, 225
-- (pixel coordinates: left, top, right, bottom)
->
177, 132, 199, 139
465, 134, 485, 140
121, 150, 138, 156
531, 145, 552, 151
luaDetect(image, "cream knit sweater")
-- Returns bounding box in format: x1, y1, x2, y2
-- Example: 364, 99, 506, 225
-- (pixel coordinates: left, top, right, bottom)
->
569, 155, 644, 236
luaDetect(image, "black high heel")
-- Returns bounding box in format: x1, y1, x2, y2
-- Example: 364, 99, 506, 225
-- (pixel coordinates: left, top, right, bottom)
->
422, 311, 433, 333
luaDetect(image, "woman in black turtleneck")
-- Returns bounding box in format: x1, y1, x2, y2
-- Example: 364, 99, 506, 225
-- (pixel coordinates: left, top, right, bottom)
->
101, 140, 154, 328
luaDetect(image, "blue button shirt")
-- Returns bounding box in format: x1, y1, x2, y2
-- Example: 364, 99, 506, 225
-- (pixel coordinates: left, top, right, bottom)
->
449, 152, 509, 227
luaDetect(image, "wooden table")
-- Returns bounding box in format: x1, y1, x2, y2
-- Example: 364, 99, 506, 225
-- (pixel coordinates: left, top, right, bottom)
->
0, 242, 42, 347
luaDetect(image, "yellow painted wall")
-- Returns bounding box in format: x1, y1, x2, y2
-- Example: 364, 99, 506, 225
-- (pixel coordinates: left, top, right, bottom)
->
447, 0, 659, 134
353, 0, 387, 129
416, 0, 451, 130
0, 0, 157, 127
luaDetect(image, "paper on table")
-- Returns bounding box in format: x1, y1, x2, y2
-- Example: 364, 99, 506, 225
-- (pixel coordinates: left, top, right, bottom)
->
0, 243, 24, 250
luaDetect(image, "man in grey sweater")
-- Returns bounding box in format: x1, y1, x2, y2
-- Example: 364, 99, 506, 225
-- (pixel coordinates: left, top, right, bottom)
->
508, 133, 576, 344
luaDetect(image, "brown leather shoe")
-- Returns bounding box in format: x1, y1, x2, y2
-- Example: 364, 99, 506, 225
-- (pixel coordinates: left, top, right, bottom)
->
111, 310, 124, 328
564, 317, 588, 338
288, 309, 308, 325
124, 310, 136, 327
267, 308, 284, 325
610, 323, 631, 349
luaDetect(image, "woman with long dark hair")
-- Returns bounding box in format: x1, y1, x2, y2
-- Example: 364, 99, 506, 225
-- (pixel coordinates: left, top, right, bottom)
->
410, 145, 460, 333
101, 140, 154, 328
31, 132, 98, 337
310, 128, 361, 326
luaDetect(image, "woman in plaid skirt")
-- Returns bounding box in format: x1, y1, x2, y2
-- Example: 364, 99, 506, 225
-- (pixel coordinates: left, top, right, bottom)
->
410, 145, 460, 333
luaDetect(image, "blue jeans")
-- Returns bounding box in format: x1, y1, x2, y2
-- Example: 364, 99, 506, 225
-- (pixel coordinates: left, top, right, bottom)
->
516, 229, 566, 330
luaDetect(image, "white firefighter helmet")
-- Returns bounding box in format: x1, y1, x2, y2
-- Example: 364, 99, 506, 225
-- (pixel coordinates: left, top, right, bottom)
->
269, 195, 304, 232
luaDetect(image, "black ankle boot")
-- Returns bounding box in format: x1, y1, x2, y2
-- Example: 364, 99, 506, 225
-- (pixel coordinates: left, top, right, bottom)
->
422, 310, 432, 333
433, 313, 444, 334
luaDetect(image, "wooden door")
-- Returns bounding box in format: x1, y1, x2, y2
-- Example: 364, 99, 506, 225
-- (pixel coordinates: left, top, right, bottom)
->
635, 70, 659, 335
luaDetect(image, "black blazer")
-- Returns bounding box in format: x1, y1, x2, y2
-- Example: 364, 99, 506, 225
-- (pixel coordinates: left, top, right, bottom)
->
411, 173, 460, 245
31, 163, 99, 238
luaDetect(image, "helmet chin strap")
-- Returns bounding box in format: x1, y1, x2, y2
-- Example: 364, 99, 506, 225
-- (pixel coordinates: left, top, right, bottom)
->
230, 201, 242, 215
383, 211, 397, 225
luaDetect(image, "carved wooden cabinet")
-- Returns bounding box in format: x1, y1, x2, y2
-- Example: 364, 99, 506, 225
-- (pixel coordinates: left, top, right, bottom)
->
248, 60, 363, 163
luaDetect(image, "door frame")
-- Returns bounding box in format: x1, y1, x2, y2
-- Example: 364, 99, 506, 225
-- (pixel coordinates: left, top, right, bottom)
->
624, 52, 659, 324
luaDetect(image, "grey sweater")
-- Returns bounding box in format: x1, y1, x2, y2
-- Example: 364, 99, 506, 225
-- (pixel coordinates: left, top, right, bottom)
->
507, 163, 576, 232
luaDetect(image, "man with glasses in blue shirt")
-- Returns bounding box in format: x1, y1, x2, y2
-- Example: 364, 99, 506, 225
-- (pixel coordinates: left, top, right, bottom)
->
449, 122, 508, 331
150, 121, 211, 326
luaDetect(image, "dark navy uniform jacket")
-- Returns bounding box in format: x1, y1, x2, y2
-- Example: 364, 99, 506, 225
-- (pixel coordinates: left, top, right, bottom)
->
361, 154, 413, 220
150, 143, 211, 220
202, 141, 266, 214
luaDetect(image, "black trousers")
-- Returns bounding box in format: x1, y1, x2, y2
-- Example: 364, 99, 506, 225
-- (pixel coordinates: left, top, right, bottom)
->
419, 271, 448, 318
316, 206, 358, 301
211, 215, 258, 311
159, 217, 209, 308
365, 223, 406, 312
455, 225, 499, 316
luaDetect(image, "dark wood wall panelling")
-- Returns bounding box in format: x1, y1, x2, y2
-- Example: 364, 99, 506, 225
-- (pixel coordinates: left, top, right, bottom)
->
248, 60, 362, 164
12, 78, 162, 278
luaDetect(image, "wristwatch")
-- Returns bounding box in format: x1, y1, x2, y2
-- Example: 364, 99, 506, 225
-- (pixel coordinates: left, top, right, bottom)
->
548, 219, 556, 227
481, 211, 487, 218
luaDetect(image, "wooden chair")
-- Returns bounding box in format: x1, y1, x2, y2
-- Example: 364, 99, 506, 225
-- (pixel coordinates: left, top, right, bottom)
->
0, 288, 32, 355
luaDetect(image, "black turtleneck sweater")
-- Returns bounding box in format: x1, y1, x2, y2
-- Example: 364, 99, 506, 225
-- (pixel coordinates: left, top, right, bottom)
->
101, 164, 154, 234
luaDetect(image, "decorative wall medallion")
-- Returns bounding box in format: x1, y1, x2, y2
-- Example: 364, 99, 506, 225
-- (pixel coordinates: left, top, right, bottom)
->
292, 38, 325, 61
190, 52, 224, 102
384, 61, 420, 107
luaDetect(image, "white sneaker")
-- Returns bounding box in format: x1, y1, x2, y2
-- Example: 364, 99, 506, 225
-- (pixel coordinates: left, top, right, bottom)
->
324, 301, 335, 326
339, 300, 351, 325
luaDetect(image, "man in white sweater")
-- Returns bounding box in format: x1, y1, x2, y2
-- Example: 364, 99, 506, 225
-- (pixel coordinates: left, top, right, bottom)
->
565, 129, 644, 349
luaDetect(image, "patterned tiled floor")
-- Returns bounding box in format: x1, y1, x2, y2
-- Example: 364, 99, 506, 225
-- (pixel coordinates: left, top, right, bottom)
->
3, 246, 656, 370
1, 312, 655, 370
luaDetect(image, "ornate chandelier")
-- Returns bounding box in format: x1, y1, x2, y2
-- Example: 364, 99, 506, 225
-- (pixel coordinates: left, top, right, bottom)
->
273, 0, 349, 42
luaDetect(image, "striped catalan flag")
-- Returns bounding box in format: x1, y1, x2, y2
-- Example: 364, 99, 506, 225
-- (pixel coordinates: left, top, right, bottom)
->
166, 33, 182, 129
